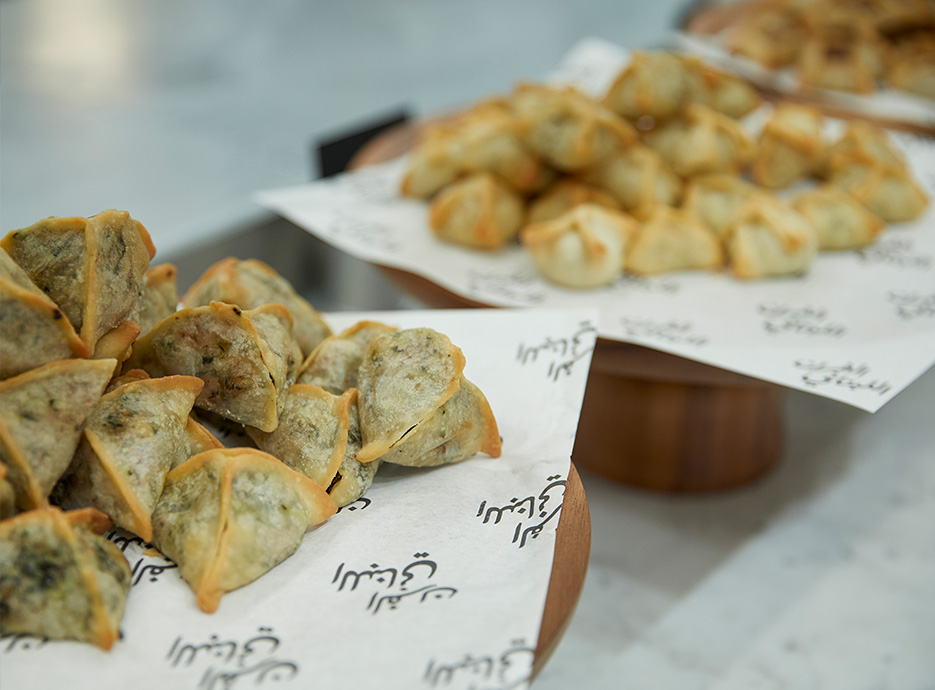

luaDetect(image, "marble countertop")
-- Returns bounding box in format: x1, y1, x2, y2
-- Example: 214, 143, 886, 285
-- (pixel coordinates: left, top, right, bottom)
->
3, 2, 932, 687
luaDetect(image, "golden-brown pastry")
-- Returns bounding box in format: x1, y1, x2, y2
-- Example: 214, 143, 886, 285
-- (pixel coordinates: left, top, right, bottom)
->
521, 204, 637, 288
356, 328, 466, 462
0, 461, 16, 519
400, 124, 464, 199
726, 2, 808, 69
379, 377, 501, 467
728, 199, 819, 279
428, 173, 525, 250
182, 257, 331, 357
0, 249, 88, 379
829, 161, 929, 221
603, 50, 694, 120
0, 210, 155, 354
296, 320, 397, 395
625, 207, 724, 275
825, 120, 909, 172
62, 375, 204, 541
682, 174, 766, 240
752, 103, 826, 189
581, 145, 682, 220
248, 385, 355, 488
127, 263, 178, 335
0, 507, 130, 649
797, 10, 883, 93
526, 179, 622, 225
512, 83, 638, 171
326, 395, 380, 508
887, 48, 935, 98
643, 104, 756, 178
124, 302, 302, 432
0, 359, 115, 511
151, 447, 336, 613
685, 62, 764, 119
793, 185, 886, 249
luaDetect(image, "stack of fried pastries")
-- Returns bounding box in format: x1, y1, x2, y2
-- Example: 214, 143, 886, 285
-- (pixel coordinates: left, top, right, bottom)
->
400, 51, 928, 289
0, 213, 501, 646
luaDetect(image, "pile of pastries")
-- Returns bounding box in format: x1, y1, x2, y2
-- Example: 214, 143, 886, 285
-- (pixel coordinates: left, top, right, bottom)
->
400, 50, 929, 289
0, 211, 500, 647
724, 0, 935, 97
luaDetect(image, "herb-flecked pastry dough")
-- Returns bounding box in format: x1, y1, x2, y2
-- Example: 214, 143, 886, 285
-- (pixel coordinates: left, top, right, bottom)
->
521, 204, 636, 289
248, 385, 355, 488
752, 104, 826, 189
356, 328, 467, 462
326, 395, 380, 508
127, 263, 178, 335
512, 83, 638, 171
380, 377, 501, 467
296, 321, 397, 395
0, 507, 130, 649
182, 257, 331, 357
400, 123, 464, 200
151, 447, 337, 613
643, 104, 756, 178
64, 375, 205, 541
0, 359, 115, 511
526, 180, 622, 225
428, 173, 525, 250
581, 145, 682, 220
0, 210, 155, 354
0, 462, 16, 519
685, 62, 763, 119
793, 185, 885, 249
124, 302, 302, 432
0, 249, 88, 379
625, 207, 724, 275
728, 200, 819, 279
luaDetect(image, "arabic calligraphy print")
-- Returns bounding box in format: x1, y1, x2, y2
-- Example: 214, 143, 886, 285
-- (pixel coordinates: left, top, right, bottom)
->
331, 553, 458, 615
336, 496, 372, 513
619, 318, 708, 346
857, 238, 933, 271
794, 360, 892, 396
476, 475, 566, 549
516, 321, 597, 383
758, 303, 846, 338
465, 267, 547, 305
612, 273, 682, 294
888, 291, 935, 321
422, 639, 535, 690
1, 633, 48, 654
106, 529, 178, 588
165, 627, 298, 690
328, 210, 401, 254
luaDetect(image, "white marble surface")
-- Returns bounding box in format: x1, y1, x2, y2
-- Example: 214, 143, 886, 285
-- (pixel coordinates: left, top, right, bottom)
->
3, 2, 934, 688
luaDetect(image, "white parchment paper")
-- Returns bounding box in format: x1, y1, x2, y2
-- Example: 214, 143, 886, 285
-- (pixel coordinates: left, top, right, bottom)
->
2, 308, 598, 690
256, 38, 935, 413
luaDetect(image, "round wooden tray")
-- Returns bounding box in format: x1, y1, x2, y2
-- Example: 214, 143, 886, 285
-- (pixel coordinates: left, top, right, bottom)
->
350, 121, 785, 494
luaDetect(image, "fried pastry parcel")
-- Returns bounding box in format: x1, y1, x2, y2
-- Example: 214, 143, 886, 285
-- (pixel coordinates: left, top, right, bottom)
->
625, 207, 724, 275
526, 179, 622, 225
581, 145, 682, 220
0, 210, 155, 354
752, 104, 826, 189
0, 359, 115, 511
726, 1, 808, 69
0, 462, 16, 519
0, 507, 130, 649
248, 385, 355, 488
428, 173, 525, 250
151, 447, 336, 613
829, 162, 929, 222
728, 199, 819, 279
793, 185, 885, 249
380, 377, 501, 467
682, 174, 767, 239
127, 263, 179, 335
356, 328, 467, 462
521, 204, 636, 288
0, 249, 88, 379
400, 123, 465, 199
326, 395, 380, 508
643, 104, 756, 178
512, 83, 638, 171
59, 375, 204, 542
182, 258, 331, 357
603, 50, 694, 120
685, 62, 763, 120
797, 11, 883, 93
125, 302, 302, 432
296, 320, 397, 395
